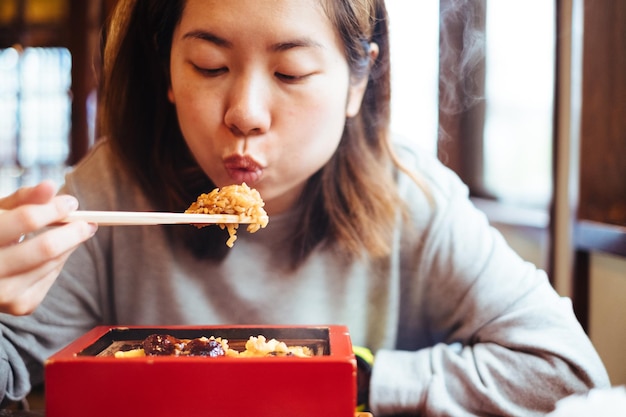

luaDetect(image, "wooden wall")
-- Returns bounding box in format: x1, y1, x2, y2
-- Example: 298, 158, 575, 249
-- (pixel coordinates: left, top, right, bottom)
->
578, 0, 626, 227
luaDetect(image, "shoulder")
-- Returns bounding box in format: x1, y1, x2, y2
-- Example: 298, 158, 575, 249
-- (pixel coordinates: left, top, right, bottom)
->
390, 135, 471, 217
68, 138, 120, 178
61, 139, 154, 211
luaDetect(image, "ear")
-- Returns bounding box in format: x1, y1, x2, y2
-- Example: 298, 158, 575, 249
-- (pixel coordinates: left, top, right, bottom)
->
167, 85, 175, 103
346, 42, 379, 118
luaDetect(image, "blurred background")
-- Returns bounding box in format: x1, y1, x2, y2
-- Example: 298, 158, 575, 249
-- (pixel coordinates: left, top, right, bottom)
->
0, 0, 624, 386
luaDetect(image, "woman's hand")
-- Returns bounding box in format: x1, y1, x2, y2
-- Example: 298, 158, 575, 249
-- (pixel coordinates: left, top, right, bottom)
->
0, 181, 97, 315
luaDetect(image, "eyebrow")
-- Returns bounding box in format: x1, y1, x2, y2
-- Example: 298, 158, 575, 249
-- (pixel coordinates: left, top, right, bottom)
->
183, 30, 232, 47
272, 38, 323, 52
182, 30, 323, 52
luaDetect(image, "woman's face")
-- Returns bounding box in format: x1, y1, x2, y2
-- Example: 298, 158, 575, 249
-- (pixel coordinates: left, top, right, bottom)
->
168, 0, 368, 214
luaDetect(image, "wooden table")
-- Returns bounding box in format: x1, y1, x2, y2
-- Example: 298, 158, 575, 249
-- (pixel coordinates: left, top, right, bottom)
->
0, 411, 44, 417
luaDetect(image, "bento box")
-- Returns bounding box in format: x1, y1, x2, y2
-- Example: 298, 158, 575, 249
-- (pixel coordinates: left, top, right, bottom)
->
45, 325, 357, 417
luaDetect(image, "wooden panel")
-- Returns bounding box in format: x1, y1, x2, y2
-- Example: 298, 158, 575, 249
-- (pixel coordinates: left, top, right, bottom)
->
67, 0, 111, 164
569, 0, 626, 333
579, 0, 626, 226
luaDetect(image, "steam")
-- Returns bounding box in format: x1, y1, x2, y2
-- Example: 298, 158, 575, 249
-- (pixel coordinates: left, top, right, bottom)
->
438, 0, 486, 115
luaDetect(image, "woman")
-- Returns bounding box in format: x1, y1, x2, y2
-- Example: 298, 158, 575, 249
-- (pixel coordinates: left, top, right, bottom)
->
0, 181, 96, 316
0, 0, 609, 415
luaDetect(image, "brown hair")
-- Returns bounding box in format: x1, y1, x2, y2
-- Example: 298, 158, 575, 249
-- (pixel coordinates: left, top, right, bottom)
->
99, 0, 404, 266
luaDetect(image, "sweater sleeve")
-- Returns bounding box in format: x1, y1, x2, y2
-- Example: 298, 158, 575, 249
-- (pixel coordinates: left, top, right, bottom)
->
369, 152, 610, 416
0, 149, 112, 403
0, 238, 103, 403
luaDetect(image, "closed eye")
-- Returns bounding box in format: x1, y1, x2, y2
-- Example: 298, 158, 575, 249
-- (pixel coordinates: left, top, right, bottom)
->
275, 72, 311, 83
193, 64, 228, 77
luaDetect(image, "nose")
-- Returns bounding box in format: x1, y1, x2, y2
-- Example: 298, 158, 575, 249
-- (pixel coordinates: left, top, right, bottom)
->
224, 73, 271, 137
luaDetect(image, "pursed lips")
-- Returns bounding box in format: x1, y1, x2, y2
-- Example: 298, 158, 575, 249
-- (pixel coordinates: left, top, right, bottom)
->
223, 154, 264, 185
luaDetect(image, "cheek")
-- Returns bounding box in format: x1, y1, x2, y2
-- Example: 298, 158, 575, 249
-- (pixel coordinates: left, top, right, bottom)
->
170, 82, 219, 139
308, 90, 348, 140
285, 95, 346, 167
171, 97, 221, 170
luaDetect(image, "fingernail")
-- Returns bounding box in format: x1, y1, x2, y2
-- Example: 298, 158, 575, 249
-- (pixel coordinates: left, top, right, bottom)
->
87, 223, 98, 236
60, 195, 79, 211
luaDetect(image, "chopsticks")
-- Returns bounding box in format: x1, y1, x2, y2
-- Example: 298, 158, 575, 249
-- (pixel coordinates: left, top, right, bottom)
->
59, 211, 249, 226
0, 209, 247, 226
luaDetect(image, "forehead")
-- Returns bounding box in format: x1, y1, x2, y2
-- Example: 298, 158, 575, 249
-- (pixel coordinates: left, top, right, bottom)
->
176, 0, 340, 48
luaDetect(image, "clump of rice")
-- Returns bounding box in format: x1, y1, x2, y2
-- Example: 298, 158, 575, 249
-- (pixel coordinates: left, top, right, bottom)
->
185, 183, 269, 247
236, 335, 312, 358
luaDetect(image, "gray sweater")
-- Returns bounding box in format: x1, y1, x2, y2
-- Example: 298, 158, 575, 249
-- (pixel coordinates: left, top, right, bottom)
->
0, 139, 610, 415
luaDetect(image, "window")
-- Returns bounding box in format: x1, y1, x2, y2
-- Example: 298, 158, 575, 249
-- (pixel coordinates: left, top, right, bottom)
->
387, 1, 440, 155
0, 0, 73, 197
390, 0, 555, 210
0, 46, 72, 197
483, 1, 556, 208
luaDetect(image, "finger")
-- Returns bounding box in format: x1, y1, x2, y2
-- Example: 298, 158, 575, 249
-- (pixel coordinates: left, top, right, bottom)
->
0, 180, 58, 208
20, 180, 58, 204
0, 221, 97, 277
0, 194, 81, 245
0, 250, 71, 316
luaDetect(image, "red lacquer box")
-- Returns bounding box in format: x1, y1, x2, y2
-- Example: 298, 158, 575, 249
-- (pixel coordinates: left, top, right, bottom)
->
44, 325, 357, 417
